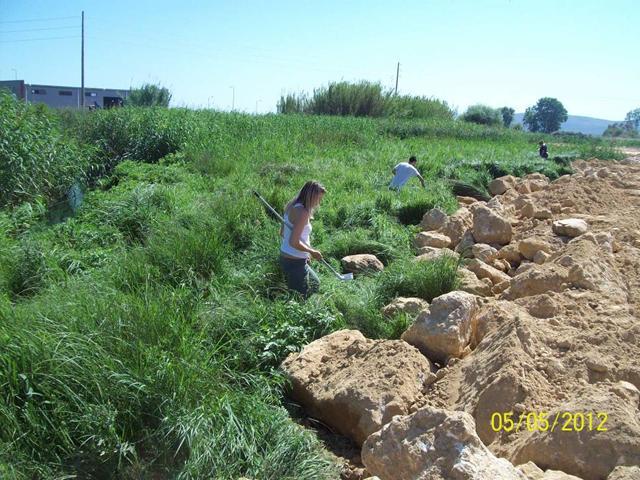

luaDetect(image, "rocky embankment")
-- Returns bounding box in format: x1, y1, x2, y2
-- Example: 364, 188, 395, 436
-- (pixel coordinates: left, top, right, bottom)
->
282, 158, 640, 480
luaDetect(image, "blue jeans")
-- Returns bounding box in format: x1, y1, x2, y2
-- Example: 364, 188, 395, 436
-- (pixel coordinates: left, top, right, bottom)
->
280, 255, 320, 298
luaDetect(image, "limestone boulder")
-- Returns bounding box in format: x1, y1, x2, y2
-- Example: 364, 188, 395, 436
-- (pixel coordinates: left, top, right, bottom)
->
552, 219, 588, 238
607, 466, 640, 480
517, 462, 583, 480
533, 251, 550, 264
342, 254, 384, 274
455, 229, 476, 257
489, 175, 518, 196
502, 265, 569, 299
473, 206, 513, 245
420, 208, 448, 231
508, 382, 640, 480
401, 291, 478, 363
281, 330, 435, 446
458, 268, 493, 297
382, 297, 429, 318
472, 243, 498, 263
362, 407, 526, 480
518, 238, 553, 260
456, 195, 478, 206
415, 248, 459, 262
497, 243, 524, 263
467, 258, 512, 285
440, 207, 473, 245
534, 208, 553, 220
414, 231, 452, 249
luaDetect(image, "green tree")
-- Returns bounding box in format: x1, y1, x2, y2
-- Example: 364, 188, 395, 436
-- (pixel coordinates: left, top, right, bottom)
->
603, 122, 639, 138
523, 97, 568, 133
126, 83, 172, 107
624, 108, 640, 130
500, 107, 515, 127
460, 104, 502, 126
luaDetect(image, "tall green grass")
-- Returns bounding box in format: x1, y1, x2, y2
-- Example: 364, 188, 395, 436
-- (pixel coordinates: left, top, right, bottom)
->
0, 91, 93, 208
278, 80, 454, 120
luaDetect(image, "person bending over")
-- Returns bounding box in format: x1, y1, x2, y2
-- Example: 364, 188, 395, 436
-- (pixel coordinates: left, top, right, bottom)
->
279, 181, 326, 298
539, 141, 549, 159
390, 155, 425, 190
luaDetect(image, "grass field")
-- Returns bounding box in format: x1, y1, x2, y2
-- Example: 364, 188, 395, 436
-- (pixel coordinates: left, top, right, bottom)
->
0, 92, 630, 478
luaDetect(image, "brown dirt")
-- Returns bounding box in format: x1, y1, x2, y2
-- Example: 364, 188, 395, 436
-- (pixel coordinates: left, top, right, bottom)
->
418, 158, 640, 479
291, 157, 640, 479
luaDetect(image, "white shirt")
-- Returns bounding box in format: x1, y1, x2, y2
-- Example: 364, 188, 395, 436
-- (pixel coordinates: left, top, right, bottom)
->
280, 204, 312, 259
390, 162, 420, 189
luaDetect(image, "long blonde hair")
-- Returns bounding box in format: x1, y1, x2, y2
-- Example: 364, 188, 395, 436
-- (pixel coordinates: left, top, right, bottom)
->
285, 181, 326, 216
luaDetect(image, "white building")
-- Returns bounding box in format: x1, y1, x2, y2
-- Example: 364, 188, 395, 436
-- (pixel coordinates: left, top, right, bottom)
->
0, 80, 129, 108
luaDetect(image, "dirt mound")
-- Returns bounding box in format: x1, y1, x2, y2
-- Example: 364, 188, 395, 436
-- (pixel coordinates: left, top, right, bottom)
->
285, 157, 640, 480
417, 159, 640, 479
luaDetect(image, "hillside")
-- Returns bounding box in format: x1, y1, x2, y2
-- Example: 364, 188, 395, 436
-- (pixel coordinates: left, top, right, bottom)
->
1, 92, 637, 479
513, 113, 620, 136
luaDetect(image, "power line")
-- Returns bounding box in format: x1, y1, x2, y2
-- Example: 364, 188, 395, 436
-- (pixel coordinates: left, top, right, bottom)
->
0, 15, 77, 24
0, 35, 79, 44
0, 25, 78, 34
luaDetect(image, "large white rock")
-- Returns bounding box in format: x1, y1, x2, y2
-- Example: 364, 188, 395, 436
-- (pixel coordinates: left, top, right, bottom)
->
440, 207, 473, 245
281, 330, 435, 446
341, 254, 384, 274
362, 407, 526, 480
458, 268, 493, 297
489, 175, 518, 196
467, 258, 512, 285
473, 206, 513, 245
509, 382, 640, 480
420, 208, 448, 231
552, 219, 588, 238
472, 243, 498, 263
517, 462, 583, 479
401, 291, 478, 363
414, 231, 452, 249
518, 238, 553, 260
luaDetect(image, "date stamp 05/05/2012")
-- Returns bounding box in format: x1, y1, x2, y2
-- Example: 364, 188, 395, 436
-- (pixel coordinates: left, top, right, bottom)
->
490, 411, 608, 433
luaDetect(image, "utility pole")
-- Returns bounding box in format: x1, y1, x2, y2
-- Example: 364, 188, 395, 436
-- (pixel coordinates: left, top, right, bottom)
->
395, 62, 400, 95
229, 86, 235, 110
81, 11, 85, 109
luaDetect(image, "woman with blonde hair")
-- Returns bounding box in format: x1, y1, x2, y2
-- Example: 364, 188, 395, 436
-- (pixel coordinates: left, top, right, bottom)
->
279, 181, 326, 297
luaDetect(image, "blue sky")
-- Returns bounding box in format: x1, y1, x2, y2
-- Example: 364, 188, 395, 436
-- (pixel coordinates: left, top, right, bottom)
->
1, 0, 639, 119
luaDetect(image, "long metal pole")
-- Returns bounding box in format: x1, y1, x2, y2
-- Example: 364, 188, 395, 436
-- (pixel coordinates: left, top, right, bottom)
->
81, 11, 85, 109
395, 62, 399, 95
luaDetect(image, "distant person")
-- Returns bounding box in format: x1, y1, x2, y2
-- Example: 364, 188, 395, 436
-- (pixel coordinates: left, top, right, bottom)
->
390, 156, 425, 190
279, 181, 326, 298
539, 141, 549, 159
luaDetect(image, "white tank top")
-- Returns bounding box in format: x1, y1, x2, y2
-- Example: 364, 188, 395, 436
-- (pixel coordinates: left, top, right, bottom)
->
280, 203, 312, 259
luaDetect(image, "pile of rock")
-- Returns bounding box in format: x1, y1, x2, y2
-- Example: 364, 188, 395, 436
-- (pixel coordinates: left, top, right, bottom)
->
281, 164, 640, 480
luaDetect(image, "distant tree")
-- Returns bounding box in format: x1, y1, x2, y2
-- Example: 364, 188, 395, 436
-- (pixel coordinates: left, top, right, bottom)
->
624, 108, 640, 130
523, 97, 568, 133
277, 93, 307, 114
500, 107, 515, 127
603, 121, 639, 138
460, 104, 502, 126
126, 83, 172, 107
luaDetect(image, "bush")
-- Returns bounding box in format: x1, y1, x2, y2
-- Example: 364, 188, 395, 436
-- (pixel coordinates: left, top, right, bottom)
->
277, 81, 453, 120
460, 104, 503, 126
126, 83, 172, 107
